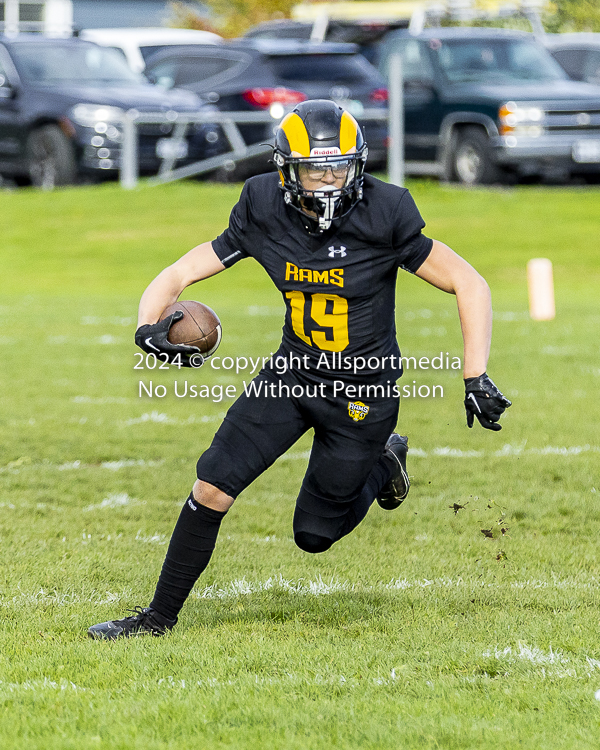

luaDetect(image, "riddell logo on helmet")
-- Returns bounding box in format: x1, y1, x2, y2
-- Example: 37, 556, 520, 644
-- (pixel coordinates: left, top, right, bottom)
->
310, 148, 341, 156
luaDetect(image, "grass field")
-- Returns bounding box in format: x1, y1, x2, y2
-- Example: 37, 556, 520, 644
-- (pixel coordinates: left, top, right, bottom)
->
1, 178, 599, 749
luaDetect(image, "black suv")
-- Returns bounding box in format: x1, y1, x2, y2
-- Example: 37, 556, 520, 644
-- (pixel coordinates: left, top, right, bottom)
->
145, 40, 389, 173
377, 28, 600, 183
0, 35, 223, 187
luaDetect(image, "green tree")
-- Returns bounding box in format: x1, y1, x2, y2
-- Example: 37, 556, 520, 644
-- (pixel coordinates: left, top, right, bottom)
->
167, 2, 220, 33
167, 0, 296, 38
544, 0, 600, 32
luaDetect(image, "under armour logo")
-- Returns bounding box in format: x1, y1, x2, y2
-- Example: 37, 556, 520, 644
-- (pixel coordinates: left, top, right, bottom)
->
328, 246, 347, 258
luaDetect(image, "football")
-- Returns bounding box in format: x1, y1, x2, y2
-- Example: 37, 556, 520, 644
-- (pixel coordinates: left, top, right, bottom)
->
159, 300, 222, 357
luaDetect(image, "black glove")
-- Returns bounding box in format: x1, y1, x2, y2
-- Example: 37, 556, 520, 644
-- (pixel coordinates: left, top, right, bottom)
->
464, 372, 511, 431
135, 311, 204, 368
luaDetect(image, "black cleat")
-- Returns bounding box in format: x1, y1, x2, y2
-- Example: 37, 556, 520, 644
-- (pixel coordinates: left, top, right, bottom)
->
87, 607, 176, 640
377, 434, 410, 510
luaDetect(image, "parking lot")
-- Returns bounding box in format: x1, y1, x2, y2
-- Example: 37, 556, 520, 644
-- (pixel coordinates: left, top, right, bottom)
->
1, 12, 600, 188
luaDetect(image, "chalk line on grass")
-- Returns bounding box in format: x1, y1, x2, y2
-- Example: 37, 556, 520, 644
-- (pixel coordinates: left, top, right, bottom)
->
432, 447, 483, 457
101, 459, 164, 471
409, 444, 599, 459
83, 493, 141, 512
247, 305, 284, 316
122, 411, 223, 426
72, 396, 131, 404
0, 458, 165, 474
135, 530, 168, 545
156, 671, 401, 690
4, 588, 130, 606
251, 535, 284, 543
479, 644, 599, 679
0, 679, 86, 693
96, 335, 121, 345
483, 644, 567, 665
510, 578, 595, 590
269, 444, 599, 461
193, 575, 600, 600
58, 459, 163, 472
529, 445, 594, 455
196, 575, 354, 600
278, 451, 311, 461
1, 444, 595, 476
80, 316, 134, 326
4, 576, 598, 609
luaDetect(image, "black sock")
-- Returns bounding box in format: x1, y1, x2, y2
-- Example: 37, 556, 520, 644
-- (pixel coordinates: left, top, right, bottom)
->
337, 456, 392, 540
150, 493, 227, 621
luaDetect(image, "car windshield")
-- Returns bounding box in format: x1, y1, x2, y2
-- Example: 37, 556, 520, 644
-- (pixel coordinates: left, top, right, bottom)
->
10, 42, 143, 85
269, 54, 374, 83
436, 39, 567, 83
140, 45, 173, 63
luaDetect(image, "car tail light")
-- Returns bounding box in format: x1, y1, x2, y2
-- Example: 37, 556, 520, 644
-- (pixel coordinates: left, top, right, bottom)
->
370, 88, 388, 103
243, 87, 307, 109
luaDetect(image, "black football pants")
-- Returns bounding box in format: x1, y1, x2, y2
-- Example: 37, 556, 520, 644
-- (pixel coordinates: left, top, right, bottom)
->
196, 368, 399, 550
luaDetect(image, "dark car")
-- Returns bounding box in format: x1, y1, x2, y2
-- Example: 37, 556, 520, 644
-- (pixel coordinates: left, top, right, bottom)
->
243, 19, 407, 64
144, 40, 389, 175
375, 28, 600, 183
0, 35, 224, 188
544, 33, 600, 86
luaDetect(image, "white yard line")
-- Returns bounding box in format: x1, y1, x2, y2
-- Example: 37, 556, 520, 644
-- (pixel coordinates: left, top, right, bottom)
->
83, 493, 141, 512
2, 443, 595, 474
3, 575, 598, 608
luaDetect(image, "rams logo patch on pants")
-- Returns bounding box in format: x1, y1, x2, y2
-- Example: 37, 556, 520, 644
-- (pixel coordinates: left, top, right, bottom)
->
348, 400, 369, 422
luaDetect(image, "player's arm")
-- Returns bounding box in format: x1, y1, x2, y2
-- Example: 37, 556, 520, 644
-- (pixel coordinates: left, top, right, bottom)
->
137, 241, 225, 327
415, 240, 490, 378
135, 241, 225, 365
415, 240, 511, 430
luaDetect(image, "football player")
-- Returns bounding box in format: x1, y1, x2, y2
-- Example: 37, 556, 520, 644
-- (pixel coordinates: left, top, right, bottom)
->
88, 100, 510, 639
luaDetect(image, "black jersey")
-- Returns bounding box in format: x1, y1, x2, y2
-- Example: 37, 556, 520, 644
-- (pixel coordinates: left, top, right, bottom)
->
212, 173, 432, 384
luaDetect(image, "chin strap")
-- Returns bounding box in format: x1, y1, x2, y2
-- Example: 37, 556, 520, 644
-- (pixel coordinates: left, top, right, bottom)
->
315, 186, 341, 231
299, 213, 326, 235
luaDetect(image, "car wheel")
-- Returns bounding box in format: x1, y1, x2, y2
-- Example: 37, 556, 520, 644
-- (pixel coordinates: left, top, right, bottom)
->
26, 125, 77, 189
451, 126, 501, 185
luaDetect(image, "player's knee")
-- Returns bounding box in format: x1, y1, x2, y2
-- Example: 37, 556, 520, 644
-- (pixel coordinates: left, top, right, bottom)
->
303, 471, 361, 505
193, 479, 234, 513
294, 531, 333, 554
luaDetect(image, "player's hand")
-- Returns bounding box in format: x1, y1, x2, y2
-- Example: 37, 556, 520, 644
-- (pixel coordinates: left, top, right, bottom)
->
135, 311, 204, 368
464, 372, 511, 431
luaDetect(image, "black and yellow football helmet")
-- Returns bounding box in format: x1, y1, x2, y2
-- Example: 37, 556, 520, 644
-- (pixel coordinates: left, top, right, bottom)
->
273, 99, 368, 233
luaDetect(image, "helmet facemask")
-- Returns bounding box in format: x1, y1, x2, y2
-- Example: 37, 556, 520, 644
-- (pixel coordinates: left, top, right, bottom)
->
276, 151, 366, 233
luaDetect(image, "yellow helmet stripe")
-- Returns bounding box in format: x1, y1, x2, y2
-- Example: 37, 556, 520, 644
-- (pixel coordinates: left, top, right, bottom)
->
340, 111, 358, 154
280, 112, 310, 157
